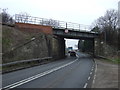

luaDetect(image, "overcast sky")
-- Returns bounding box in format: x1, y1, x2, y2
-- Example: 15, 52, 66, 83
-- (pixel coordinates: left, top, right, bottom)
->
0, 0, 119, 49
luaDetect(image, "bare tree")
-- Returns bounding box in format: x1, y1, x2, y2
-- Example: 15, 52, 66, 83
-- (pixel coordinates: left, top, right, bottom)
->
91, 9, 118, 48
0, 8, 14, 24
92, 9, 118, 31
98, 9, 118, 30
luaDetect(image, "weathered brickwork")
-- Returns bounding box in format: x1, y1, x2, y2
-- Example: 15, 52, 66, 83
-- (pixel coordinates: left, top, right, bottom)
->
15, 23, 53, 34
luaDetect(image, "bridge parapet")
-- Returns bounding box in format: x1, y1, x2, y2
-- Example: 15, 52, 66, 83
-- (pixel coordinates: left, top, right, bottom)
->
15, 14, 91, 32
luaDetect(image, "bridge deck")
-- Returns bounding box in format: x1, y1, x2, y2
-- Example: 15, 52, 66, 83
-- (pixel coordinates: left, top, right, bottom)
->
14, 14, 99, 38
53, 28, 98, 39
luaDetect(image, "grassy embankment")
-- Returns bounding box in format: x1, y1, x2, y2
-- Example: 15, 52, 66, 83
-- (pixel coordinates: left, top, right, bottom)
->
2, 25, 53, 73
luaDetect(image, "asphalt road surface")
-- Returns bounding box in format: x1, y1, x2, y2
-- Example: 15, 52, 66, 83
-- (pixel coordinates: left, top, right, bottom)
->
2, 52, 95, 89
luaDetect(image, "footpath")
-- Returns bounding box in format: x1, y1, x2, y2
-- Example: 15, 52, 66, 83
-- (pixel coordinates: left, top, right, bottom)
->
92, 59, 119, 88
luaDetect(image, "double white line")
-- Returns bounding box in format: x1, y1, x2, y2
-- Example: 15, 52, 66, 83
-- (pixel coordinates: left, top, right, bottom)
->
3, 59, 78, 89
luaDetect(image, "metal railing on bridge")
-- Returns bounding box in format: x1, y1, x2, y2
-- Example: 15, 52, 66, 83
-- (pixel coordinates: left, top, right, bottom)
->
15, 14, 91, 32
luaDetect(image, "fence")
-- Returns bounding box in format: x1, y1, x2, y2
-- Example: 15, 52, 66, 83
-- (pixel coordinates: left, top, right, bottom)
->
2, 57, 52, 67
15, 14, 90, 31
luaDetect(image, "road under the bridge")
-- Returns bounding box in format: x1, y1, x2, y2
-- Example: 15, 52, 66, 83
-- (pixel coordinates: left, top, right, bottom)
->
2, 52, 95, 88
15, 22, 98, 60
52, 35, 95, 60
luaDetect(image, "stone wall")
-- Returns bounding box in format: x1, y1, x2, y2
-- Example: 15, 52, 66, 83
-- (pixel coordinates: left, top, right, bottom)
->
3, 30, 53, 63
2, 25, 66, 63
52, 36, 65, 60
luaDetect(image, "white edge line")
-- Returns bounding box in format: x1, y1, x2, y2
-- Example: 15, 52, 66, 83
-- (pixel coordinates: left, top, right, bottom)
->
3, 59, 78, 89
92, 79, 95, 84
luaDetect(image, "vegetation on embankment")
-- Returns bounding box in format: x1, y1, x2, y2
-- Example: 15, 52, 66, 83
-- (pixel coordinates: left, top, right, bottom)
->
113, 58, 120, 64
96, 57, 120, 64
2, 25, 52, 63
2, 25, 33, 53
105, 58, 120, 64
90, 9, 119, 63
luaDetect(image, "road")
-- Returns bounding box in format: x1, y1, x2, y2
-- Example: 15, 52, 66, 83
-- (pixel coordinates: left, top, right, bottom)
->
2, 52, 95, 89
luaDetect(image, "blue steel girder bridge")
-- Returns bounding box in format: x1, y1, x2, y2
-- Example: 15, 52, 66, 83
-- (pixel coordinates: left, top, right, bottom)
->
15, 14, 99, 39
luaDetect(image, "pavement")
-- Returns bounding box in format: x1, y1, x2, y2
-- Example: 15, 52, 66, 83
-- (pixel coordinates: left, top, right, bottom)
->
2, 52, 95, 89
92, 59, 119, 88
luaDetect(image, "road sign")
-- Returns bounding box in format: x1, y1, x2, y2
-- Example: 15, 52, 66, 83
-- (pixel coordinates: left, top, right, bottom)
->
65, 29, 68, 33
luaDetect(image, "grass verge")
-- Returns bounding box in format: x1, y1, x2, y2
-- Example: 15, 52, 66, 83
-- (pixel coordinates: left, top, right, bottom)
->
101, 58, 120, 64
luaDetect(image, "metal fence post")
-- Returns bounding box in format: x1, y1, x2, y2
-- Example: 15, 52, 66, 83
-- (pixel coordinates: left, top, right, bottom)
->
79, 24, 80, 31
66, 22, 67, 29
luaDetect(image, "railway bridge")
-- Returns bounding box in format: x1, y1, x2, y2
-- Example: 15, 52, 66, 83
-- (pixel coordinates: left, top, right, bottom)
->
15, 14, 99, 59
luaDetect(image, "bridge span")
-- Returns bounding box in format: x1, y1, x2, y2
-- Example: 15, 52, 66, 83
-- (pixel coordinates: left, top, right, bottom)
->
14, 14, 99, 59
15, 14, 98, 39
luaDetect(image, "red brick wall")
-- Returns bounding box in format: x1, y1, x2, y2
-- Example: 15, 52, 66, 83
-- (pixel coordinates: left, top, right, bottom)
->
15, 23, 53, 34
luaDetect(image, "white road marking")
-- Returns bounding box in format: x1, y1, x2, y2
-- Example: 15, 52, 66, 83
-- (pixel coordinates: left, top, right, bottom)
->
83, 83, 88, 88
90, 72, 92, 75
95, 64, 97, 73
88, 76, 91, 80
83, 60, 96, 88
92, 66, 94, 69
3, 59, 78, 89
76, 54, 79, 58
93, 75, 96, 85
94, 75, 96, 78
91, 68, 93, 71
